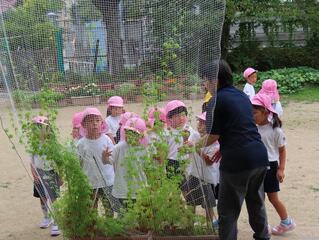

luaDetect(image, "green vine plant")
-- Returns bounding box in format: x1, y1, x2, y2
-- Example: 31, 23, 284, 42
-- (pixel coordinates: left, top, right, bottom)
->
5, 98, 127, 239
142, 38, 180, 111
119, 112, 212, 237
3, 35, 214, 240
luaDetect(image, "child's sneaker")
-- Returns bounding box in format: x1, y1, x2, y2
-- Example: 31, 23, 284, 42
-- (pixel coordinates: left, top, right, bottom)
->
212, 219, 219, 230
268, 224, 272, 235
272, 220, 296, 235
39, 218, 52, 229
51, 224, 61, 237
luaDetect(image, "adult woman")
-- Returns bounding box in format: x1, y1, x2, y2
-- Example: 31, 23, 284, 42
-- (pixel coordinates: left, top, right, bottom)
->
199, 60, 270, 240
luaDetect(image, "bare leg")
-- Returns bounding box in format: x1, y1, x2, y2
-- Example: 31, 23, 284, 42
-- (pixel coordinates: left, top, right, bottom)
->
267, 192, 288, 220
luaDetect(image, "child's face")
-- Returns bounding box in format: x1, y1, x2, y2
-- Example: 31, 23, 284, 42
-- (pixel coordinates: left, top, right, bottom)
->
252, 107, 269, 125
37, 124, 50, 141
197, 119, 206, 135
72, 127, 80, 140
110, 106, 123, 117
247, 72, 257, 85
83, 115, 102, 136
203, 78, 217, 93
169, 112, 187, 129
125, 130, 141, 146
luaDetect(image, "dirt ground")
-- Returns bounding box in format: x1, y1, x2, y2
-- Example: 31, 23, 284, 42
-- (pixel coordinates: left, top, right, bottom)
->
0, 100, 319, 240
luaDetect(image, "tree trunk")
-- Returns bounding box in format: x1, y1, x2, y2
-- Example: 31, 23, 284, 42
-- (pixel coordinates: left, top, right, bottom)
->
93, 0, 124, 75
221, 20, 231, 59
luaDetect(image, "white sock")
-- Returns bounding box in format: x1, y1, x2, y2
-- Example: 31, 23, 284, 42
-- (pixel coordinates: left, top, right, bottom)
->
41, 202, 49, 219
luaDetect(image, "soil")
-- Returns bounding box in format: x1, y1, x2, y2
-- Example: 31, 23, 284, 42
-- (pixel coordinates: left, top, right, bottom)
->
1, 100, 318, 240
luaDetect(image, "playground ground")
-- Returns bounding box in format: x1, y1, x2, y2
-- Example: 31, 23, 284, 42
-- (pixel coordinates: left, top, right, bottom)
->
0, 100, 319, 240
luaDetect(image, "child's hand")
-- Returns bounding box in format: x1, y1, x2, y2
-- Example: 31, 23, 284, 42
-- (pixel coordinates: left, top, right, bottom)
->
202, 153, 213, 166
102, 148, 112, 164
184, 140, 194, 147
277, 168, 285, 183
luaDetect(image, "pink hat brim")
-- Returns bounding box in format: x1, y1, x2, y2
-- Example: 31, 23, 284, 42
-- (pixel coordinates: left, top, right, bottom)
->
109, 103, 124, 107
251, 99, 277, 114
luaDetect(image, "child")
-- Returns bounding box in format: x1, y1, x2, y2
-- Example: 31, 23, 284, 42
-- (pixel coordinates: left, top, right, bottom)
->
103, 117, 148, 207
243, 67, 258, 99
147, 107, 167, 141
147, 107, 167, 164
182, 112, 220, 227
118, 111, 139, 142
258, 79, 283, 117
105, 96, 125, 144
251, 93, 296, 235
30, 116, 61, 236
77, 107, 120, 214
164, 100, 200, 177
202, 80, 213, 113
71, 111, 83, 143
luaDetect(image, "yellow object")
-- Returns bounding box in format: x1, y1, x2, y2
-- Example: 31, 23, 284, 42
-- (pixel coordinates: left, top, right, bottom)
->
204, 91, 212, 103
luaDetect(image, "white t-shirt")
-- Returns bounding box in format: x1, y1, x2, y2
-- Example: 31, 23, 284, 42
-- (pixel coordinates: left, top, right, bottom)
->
257, 123, 286, 162
243, 83, 255, 99
273, 101, 283, 117
188, 141, 220, 185
77, 134, 115, 188
110, 141, 147, 199
105, 116, 121, 137
32, 154, 53, 171
166, 125, 200, 161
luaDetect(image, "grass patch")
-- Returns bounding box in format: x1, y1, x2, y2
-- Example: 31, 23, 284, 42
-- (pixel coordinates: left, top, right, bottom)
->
282, 86, 319, 103
310, 186, 319, 192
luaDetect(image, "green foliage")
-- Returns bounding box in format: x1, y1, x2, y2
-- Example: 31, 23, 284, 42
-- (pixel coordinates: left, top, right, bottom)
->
228, 47, 319, 72
121, 117, 211, 236
185, 74, 202, 87
32, 88, 64, 104
11, 91, 120, 239
142, 82, 165, 104
71, 0, 102, 23
223, 0, 319, 58
11, 88, 64, 107
233, 67, 319, 94
187, 85, 202, 95
281, 86, 319, 102
116, 83, 137, 96
11, 90, 33, 105
2, 0, 63, 50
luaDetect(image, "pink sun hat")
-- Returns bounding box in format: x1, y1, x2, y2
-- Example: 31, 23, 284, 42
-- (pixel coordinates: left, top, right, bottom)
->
196, 112, 207, 121
33, 116, 49, 125
72, 111, 83, 128
119, 112, 139, 141
243, 67, 257, 80
107, 96, 124, 107
165, 100, 186, 115
119, 112, 139, 126
251, 93, 277, 114
147, 107, 167, 127
80, 107, 108, 136
123, 117, 148, 146
258, 79, 280, 102
124, 117, 147, 134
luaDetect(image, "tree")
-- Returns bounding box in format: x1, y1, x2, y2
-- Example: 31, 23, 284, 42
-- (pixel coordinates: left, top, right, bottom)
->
222, 0, 319, 56
92, 0, 124, 75
293, 0, 319, 47
1, 0, 62, 50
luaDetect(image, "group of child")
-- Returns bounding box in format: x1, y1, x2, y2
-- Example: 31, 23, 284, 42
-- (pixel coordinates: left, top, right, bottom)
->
243, 67, 296, 235
30, 67, 295, 237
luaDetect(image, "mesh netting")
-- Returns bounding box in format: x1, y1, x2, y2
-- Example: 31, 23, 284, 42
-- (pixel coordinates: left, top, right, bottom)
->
0, 0, 225, 238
